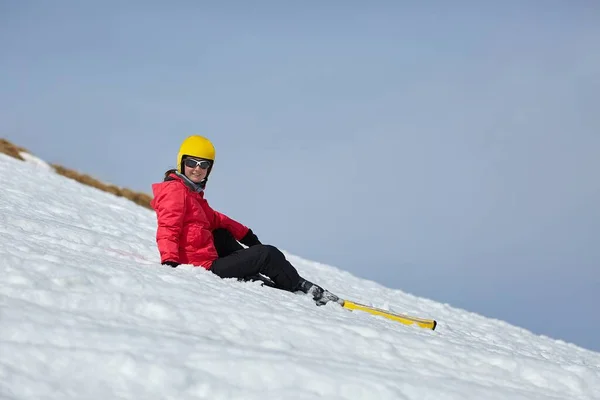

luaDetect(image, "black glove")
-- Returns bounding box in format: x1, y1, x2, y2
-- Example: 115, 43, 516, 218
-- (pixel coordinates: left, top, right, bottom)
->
240, 229, 261, 247
162, 260, 179, 268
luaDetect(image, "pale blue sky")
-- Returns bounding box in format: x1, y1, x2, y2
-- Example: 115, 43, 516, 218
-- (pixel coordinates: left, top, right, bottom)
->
2, 2, 599, 351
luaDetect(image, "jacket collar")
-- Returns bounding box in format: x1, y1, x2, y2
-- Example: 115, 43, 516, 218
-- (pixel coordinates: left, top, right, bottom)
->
166, 171, 205, 194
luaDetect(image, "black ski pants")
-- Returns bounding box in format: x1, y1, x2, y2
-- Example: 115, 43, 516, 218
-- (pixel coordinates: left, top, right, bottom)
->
210, 228, 302, 292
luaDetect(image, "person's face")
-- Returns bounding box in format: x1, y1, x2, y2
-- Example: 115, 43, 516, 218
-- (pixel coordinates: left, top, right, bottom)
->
183, 157, 211, 183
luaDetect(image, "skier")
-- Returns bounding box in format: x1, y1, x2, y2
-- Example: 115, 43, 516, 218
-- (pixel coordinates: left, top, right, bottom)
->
150, 135, 341, 306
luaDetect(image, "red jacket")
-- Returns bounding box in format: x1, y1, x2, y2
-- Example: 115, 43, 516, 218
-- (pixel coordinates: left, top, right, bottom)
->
151, 173, 249, 269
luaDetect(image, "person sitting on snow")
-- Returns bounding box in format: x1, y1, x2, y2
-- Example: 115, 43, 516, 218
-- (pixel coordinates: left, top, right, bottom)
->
150, 135, 340, 306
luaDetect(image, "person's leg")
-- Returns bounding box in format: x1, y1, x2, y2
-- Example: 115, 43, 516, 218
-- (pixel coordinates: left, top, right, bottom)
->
212, 228, 244, 258
212, 229, 276, 286
211, 244, 342, 305
211, 244, 301, 291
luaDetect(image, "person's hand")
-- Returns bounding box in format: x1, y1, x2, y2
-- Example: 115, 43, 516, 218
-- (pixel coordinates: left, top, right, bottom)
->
162, 260, 179, 268
240, 229, 261, 247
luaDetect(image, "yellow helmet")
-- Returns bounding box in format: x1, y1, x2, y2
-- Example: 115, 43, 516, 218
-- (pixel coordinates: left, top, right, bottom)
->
177, 135, 216, 173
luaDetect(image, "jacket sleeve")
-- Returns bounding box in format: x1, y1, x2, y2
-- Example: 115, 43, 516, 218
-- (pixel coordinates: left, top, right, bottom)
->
205, 201, 249, 240
153, 183, 186, 263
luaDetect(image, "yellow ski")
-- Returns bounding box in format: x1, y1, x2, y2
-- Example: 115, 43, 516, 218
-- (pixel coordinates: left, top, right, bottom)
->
341, 300, 437, 330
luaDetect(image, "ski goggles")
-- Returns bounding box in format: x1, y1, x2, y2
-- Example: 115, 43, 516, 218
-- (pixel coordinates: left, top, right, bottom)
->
183, 158, 212, 170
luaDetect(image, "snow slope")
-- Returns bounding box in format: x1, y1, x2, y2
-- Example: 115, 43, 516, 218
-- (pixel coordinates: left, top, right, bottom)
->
1, 153, 599, 400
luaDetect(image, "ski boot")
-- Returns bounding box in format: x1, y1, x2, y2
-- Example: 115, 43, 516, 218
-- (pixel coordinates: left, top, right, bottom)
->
297, 278, 343, 306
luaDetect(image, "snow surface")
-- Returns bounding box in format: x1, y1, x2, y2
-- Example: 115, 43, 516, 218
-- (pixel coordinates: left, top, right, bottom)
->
18, 151, 53, 171
1, 153, 599, 400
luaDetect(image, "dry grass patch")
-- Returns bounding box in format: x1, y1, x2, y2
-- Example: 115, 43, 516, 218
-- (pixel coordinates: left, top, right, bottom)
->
0, 138, 29, 161
1, 137, 153, 209
51, 164, 153, 208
